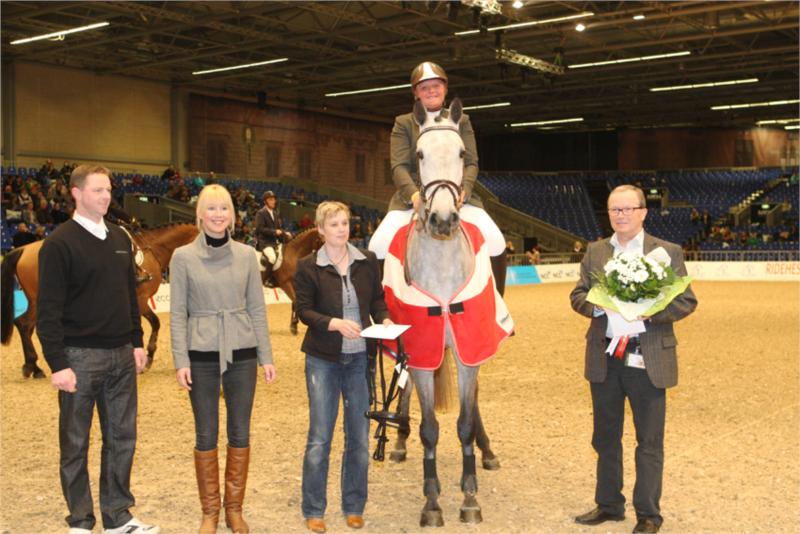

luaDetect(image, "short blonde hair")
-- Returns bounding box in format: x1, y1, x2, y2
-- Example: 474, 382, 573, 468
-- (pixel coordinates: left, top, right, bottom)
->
196, 184, 235, 233
608, 184, 646, 208
315, 201, 350, 228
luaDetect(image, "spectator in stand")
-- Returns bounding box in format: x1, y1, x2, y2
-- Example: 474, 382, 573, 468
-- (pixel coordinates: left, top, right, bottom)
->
21, 201, 37, 226
350, 221, 365, 242
690, 208, 700, 224
504, 240, 516, 255
161, 165, 176, 181
18, 186, 32, 208
2, 184, 18, 211
526, 245, 541, 265
35, 226, 47, 241
747, 232, 759, 247
36, 198, 53, 225
177, 185, 191, 203
52, 200, 71, 224
132, 174, 144, 187
12, 223, 37, 248
38, 160, 55, 183
298, 212, 314, 231
571, 240, 584, 263
701, 209, 711, 233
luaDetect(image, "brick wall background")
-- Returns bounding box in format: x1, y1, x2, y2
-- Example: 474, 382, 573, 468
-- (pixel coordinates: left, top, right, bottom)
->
188, 93, 395, 202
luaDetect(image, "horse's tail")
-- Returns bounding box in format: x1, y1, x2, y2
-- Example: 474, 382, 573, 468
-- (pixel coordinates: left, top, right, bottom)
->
1, 248, 24, 344
433, 350, 455, 413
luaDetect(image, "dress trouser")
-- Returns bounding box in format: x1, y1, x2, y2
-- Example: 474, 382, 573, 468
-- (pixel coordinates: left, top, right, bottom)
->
59, 345, 137, 531
590, 355, 666, 525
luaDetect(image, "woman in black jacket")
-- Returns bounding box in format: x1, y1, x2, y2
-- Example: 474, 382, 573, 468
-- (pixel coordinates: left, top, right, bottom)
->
294, 201, 391, 533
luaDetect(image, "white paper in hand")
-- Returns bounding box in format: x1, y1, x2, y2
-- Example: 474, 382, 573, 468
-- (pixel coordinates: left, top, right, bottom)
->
360, 324, 411, 340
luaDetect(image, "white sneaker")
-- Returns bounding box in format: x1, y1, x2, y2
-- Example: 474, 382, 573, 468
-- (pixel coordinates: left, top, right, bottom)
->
103, 517, 160, 534
68, 528, 92, 534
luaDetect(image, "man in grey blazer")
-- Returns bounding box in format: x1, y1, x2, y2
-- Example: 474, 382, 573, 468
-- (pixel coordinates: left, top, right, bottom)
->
570, 185, 697, 534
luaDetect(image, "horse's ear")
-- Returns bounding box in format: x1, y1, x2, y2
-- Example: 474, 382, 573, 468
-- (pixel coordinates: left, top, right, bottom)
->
413, 100, 427, 126
449, 98, 463, 125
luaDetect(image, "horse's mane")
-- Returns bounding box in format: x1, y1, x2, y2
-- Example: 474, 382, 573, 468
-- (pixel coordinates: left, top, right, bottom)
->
286, 227, 322, 253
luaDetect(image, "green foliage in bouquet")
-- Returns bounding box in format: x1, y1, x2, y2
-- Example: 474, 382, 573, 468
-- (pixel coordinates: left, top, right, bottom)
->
592, 252, 677, 303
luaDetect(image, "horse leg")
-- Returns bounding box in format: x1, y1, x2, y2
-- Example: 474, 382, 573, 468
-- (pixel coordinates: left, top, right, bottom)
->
411, 369, 443, 527
16, 311, 45, 379
390, 379, 414, 462
455, 357, 482, 524
473, 382, 500, 470
141, 307, 160, 369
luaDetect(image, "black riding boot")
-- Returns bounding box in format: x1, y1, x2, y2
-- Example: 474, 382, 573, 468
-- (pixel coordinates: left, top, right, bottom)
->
490, 251, 507, 297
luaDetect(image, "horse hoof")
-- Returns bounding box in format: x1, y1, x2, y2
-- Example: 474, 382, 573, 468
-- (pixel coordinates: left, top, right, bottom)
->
290, 325, 298, 336
482, 455, 500, 470
389, 450, 407, 463
459, 507, 483, 524
32, 369, 46, 379
420, 509, 444, 527
145, 357, 154, 370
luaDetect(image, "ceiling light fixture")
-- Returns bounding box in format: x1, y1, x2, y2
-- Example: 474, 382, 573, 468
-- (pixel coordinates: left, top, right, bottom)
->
756, 118, 800, 125
462, 102, 511, 111
512, 0, 524, 8
568, 50, 690, 69
10, 22, 110, 45
711, 99, 800, 110
325, 83, 410, 97
510, 117, 584, 127
785, 125, 800, 130
650, 77, 759, 92
455, 11, 593, 36
633, 14, 646, 20
193, 58, 288, 76
575, 23, 586, 32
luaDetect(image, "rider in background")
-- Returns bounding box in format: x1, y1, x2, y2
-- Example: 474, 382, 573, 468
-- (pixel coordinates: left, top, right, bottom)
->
255, 190, 292, 286
385, 61, 507, 293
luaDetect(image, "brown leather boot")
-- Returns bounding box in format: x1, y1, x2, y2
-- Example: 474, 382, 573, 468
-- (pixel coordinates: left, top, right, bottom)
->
194, 448, 220, 534
224, 446, 250, 533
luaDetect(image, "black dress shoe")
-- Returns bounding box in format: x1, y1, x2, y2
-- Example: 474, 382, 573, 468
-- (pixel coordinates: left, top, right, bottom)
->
574, 506, 625, 525
632, 518, 661, 533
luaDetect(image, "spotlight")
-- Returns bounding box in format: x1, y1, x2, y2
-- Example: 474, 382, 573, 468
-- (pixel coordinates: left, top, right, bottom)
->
575, 23, 586, 32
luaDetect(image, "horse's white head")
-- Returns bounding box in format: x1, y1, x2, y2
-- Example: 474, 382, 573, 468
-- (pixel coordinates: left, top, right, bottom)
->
413, 98, 465, 240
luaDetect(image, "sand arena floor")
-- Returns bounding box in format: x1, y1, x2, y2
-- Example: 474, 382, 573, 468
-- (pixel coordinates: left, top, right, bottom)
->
1, 281, 798, 534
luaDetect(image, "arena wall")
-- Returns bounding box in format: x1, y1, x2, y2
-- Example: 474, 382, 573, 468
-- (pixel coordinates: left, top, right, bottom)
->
11, 62, 171, 172
187, 93, 395, 202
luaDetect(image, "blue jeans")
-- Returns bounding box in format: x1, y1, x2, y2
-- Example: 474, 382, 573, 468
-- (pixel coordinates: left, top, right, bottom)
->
301, 352, 370, 518
188, 358, 258, 451
59, 344, 137, 531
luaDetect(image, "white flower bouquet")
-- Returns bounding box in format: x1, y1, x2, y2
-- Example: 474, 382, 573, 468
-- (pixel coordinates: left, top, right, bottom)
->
587, 247, 692, 322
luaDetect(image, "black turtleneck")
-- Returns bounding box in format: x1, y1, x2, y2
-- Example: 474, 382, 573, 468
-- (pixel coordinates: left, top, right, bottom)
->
205, 231, 229, 248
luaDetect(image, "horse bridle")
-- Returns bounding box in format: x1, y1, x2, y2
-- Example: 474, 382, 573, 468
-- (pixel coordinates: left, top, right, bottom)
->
415, 124, 464, 231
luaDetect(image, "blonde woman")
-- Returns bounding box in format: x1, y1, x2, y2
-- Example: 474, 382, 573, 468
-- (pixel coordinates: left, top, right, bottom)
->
294, 201, 392, 533
170, 184, 276, 534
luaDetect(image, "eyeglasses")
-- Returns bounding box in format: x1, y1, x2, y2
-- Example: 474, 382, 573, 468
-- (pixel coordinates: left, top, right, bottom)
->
607, 207, 645, 216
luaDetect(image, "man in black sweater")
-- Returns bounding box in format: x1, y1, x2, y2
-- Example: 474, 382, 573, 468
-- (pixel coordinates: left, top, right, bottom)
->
37, 165, 159, 534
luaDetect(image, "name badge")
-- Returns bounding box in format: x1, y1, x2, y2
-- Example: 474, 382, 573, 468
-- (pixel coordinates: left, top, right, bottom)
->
626, 352, 646, 369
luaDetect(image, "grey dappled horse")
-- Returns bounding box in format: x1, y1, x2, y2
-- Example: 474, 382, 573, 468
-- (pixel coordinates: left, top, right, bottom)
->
400, 98, 498, 526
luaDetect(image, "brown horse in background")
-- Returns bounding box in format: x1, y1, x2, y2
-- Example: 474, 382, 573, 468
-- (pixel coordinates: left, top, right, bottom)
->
1, 223, 198, 378
264, 228, 323, 334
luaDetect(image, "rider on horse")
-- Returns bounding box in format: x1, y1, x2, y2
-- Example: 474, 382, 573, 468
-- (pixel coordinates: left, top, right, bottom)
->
371, 61, 508, 294
255, 190, 292, 287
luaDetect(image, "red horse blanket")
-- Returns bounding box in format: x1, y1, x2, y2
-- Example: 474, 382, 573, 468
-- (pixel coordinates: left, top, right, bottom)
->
382, 219, 514, 370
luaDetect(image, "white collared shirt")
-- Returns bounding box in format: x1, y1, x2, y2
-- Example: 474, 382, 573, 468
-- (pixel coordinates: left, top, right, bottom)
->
73, 212, 109, 240
609, 229, 645, 256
